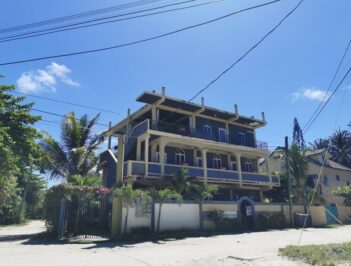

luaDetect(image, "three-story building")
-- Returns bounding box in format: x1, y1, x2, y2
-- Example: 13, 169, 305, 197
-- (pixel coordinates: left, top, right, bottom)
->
100, 88, 279, 202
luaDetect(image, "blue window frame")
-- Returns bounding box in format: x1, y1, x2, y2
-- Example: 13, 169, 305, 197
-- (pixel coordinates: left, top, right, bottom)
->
336, 175, 340, 181
323, 175, 328, 186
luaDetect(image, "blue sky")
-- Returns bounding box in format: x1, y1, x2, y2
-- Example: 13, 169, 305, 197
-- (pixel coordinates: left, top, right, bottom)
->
1, 0, 351, 150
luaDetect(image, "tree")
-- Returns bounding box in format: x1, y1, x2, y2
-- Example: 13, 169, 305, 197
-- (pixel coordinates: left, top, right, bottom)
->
0, 84, 43, 224
292, 118, 305, 151
164, 168, 196, 196
190, 183, 218, 231
309, 138, 328, 150
152, 189, 182, 233
40, 112, 103, 181
329, 128, 351, 168
114, 184, 148, 234
289, 144, 308, 187
334, 186, 351, 206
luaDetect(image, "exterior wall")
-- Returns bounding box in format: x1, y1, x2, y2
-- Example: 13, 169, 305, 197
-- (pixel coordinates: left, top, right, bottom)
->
255, 203, 282, 213
337, 206, 351, 224
121, 207, 151, 233
154, 203, 200, 232
307, 163, 351, 206
99, 150, 117, 188
309, 206, 327, 226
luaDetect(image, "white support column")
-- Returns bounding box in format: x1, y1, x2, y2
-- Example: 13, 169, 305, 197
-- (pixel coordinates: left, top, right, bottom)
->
144, 135, 150, 176
265, 156, 272, 188
202, 149, 208, 184
191, 115, 196, 132
159, 140, 166, 176
136, 136, 142, 161
193, 149, 197, 166
257, 158, 261, 173
227, 154, 232, 170
151, 143, 157, 162
116, 135, 125, 185
151, 105, 157, 129
236, 153, 242, 187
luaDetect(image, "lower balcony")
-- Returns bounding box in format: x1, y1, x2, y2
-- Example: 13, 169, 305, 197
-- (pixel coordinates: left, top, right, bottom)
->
123, 160, 280, 187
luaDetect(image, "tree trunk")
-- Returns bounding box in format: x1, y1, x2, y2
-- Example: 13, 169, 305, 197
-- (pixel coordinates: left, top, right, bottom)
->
74, 199, 81, 236
124, 204, 129, 234
199, 202, 203, 231
157, 202, 162, 233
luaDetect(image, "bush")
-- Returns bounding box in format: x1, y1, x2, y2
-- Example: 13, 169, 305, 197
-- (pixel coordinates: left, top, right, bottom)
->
207, 210, 242, 232
43, 184, 110, 236
254, 212, 286, 230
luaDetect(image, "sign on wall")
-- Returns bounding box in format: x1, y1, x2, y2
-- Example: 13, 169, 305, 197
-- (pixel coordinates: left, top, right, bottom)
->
223, 211, 238, 219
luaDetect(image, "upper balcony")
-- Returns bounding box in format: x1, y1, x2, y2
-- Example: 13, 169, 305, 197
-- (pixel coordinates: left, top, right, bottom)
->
151, 120, 268, 150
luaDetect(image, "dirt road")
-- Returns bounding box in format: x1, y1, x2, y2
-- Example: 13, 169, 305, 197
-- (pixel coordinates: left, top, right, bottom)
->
1, 221, 351, 266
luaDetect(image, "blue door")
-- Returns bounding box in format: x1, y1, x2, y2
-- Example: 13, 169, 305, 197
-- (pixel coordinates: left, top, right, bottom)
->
326, 205, 339, 224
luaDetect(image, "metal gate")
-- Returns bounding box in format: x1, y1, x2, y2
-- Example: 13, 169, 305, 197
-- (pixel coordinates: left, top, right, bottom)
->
326, 205, 339, 224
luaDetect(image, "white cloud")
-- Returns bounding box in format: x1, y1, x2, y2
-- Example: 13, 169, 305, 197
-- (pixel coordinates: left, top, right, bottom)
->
291, 87, 331, 102
16, 62, 79, 93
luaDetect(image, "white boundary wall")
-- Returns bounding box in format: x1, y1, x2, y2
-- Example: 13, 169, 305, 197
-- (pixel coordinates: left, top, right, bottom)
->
121, 207, 151, 233
154, 203, 200, 232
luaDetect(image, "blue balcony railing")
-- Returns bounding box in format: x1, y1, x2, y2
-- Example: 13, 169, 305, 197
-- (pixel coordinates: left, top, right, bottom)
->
123, 160, 277, 186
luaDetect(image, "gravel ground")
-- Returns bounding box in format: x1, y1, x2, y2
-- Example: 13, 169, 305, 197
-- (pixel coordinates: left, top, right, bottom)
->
1, 221, 351, 266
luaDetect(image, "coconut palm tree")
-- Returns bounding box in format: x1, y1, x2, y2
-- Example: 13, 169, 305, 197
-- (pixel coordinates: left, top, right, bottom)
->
289, 144, 308, 187
164, 168, 196, 196
40, 112, 102, 181
114, 183, 148, 234
330, 129, 351, 168
152, 188, 182, 233
309, 138, 328, 150
190, 183, 218, 231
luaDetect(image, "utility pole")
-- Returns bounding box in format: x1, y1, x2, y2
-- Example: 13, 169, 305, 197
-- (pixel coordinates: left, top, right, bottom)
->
285, 136, 293, 227
108, 121, 112, 149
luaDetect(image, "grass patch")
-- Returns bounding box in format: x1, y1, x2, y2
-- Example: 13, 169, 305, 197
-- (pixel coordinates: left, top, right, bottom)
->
279, 242, 351, 266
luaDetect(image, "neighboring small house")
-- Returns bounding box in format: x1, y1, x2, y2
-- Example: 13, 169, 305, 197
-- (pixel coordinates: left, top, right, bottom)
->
269, 148, 351, 206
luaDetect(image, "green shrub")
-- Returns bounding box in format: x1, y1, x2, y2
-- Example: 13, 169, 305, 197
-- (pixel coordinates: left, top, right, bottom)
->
207, 210, 242, 232
43, 184, 110, 236
254, 212, 286, 230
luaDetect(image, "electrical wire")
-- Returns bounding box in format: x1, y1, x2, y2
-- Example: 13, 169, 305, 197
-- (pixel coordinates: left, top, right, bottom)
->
0, 0, 163, 35
302, 39, 351, 133
13, 90, 120, 115
31, 108, 110, 128
158, 0, 303, 124
0, 0, 218, 43
0, 0, 282, 66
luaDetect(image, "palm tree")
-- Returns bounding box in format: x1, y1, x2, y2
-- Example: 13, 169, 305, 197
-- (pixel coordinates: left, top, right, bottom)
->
330, 129, 351, 168
114, 183, 148, 234
309, 138, 328, 150
164, 168, 196, 196
152, 189, 182, 233
40, 112, 102, 182
289, 144, 308, 187
191, 183, 218, 231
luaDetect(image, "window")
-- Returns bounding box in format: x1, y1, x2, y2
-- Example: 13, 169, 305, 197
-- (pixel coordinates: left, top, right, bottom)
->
238, 132, 246, 145
213, 154, 222, 169
175, 149, 186, 165
156, 152, 167, 164
347, 181, 350, 186
230, 161, 237, 171
218, 128, 227, 142
336, 175, 340, 181
323, 175, 328, 186
203, 125, 212, 135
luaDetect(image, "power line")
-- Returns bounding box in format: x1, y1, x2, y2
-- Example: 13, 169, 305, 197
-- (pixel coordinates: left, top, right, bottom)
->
159, 0, 303, 124
302, 39, 351, 133
13, 90, 120, 115
0, 0, 162, 35
0, 0, 282, 66
0, 0, 216, 43
303, 64, 351, 134
31, 108, 110, 128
